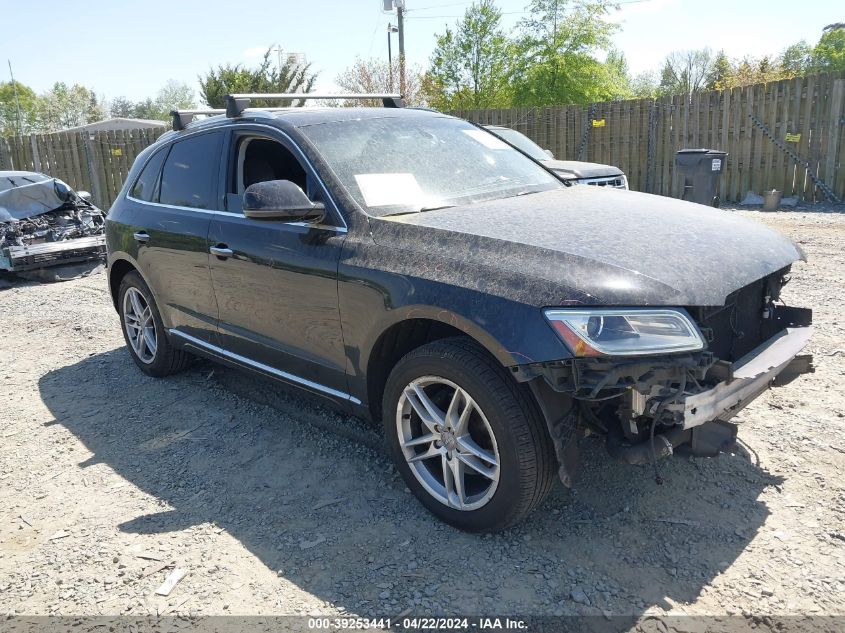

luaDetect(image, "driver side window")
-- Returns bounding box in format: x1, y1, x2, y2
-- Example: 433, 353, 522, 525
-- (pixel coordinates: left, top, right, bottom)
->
226, 135, 316, 213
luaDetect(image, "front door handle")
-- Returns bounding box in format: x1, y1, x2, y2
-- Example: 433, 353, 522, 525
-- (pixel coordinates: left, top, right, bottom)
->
133, 231, 150, 243
210, 244, 234, 259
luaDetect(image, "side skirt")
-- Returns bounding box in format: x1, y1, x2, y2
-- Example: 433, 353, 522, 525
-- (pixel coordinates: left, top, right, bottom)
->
168, 328, 362, 406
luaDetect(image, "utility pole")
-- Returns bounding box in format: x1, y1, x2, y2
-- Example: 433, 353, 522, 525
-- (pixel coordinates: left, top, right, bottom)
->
387, 24, 398, 91
7, 60, 23, 136
271, 46, 283, 73
396, 1, 406, 97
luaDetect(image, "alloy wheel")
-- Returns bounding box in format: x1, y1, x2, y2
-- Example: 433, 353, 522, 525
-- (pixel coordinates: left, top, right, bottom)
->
122, 287, 157, 364
396, 376, 500, 511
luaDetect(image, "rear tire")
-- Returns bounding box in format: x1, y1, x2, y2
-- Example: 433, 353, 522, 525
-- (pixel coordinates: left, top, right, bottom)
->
118, 270, 191, 377
382, 337, 556, 532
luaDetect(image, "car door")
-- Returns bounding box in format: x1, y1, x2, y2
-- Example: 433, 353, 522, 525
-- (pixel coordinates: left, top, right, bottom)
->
125, 130, 225, 344
207, 127, 350, 401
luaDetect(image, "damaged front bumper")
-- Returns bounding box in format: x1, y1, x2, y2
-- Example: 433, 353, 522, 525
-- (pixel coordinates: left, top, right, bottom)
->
671, 326, 813, 429
523, 322, 814, 483
0, 235, 106, 272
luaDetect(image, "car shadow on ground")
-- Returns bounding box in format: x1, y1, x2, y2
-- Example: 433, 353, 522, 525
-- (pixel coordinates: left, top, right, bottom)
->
38, 349, 782, 617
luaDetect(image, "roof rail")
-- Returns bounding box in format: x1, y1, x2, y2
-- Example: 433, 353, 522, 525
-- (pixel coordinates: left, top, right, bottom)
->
225, 93, 404, 117
170, 109, 225, 131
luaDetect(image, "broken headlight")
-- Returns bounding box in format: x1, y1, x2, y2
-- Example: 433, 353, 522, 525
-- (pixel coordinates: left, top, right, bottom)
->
544, 308, 705, 357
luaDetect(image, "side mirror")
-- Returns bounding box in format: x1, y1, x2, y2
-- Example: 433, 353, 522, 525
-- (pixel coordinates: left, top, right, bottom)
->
76, 190, 93, 202
243, 180, 325, 223
544, 149, 555, 159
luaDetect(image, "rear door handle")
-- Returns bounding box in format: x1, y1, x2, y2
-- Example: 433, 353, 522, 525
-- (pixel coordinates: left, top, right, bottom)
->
133, 231, 150, 243
210, 244, 233, 259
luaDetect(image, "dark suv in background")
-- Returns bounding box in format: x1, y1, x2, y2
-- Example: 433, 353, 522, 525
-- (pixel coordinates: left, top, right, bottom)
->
106, 96, 812, 532
484, 125, 628, 189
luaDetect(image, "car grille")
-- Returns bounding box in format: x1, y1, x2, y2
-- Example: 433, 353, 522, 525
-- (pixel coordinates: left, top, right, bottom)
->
693, 278, 769, 362
578, 176, 627, 189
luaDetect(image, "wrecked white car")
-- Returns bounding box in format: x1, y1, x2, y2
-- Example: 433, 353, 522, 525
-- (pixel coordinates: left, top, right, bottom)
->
0, 171, 106, 273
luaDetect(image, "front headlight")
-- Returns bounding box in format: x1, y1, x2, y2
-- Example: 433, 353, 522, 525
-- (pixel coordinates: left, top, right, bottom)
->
619, 175, 629, 190
544, 308, 705, 357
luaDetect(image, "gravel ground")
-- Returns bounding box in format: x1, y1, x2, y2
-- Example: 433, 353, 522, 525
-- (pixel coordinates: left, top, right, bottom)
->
0, 208, 843, 623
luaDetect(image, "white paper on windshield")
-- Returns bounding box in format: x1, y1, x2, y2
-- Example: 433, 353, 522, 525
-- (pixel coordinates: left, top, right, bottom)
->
354, 173, 423, 207
462, 129, 510, 149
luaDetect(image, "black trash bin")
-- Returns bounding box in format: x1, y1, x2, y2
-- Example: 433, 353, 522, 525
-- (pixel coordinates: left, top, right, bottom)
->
675, 149, 728, 207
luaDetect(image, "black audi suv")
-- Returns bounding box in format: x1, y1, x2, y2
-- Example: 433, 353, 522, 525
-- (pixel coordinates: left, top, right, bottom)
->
105, 97, 813, 531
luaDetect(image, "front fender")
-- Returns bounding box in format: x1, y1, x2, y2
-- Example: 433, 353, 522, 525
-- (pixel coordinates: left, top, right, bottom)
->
339, 237, 573, 407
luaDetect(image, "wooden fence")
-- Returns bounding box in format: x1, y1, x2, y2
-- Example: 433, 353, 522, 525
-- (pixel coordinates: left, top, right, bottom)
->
1, 71, 843, 207
0, 128, 167, 210
453, 70, 845, 203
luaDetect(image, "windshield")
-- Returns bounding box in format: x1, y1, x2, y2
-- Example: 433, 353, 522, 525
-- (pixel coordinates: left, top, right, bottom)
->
299, 115, 561, 217
488, 127, 550, 162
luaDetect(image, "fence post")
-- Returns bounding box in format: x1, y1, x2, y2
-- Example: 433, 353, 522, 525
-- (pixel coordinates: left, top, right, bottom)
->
825, 79, 844, 198
29, 134, 41, 172
645, 102, 657, 194
0, 137, 10, 170
83, 134, 104, 208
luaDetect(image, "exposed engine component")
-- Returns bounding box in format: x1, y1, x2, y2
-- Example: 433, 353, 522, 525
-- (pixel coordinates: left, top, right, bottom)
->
0, 171, 106, 273
0, 204, 105, 249
524, 268, 813, 480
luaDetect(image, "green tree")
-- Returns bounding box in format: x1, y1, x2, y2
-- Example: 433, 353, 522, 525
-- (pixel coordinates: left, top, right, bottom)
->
35, 83, 104, 132
154, 80, 196, 115
706, 50, 733, 90
628, 71, 658, 98
424, 0, 513, 110
107, 82, 196, 122
781, 40, 812, 75
511, 0, 621, 106
335, 57, 423, 106
108, 96, 136, 118
0, 80, 38, 135
604, 48, 632, 98
811, 25, 845, 72
132, 98, 161, 120
657, 48, 714, 96
199, 47, 317, 108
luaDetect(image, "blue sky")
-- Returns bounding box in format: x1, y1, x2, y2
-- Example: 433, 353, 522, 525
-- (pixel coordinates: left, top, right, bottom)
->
2, 0, 840, 104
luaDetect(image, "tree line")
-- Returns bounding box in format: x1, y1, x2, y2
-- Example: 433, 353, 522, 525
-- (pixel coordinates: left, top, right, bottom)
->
0, 79, 197, 136
1, 9, 843, 136
418, 2, 845, 109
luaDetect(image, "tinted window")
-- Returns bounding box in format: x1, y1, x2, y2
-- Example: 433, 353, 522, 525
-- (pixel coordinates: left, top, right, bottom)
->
130, 148, 167, 202
159, 132, 223, 209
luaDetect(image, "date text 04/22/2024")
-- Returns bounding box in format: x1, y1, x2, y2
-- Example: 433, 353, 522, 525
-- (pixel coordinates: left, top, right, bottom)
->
307, 617, 528, 630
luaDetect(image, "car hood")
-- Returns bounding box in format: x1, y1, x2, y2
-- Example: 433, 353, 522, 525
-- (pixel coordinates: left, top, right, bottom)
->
0, 171, 76, 222
542, 160, 623, 179
372, 187, 804, 306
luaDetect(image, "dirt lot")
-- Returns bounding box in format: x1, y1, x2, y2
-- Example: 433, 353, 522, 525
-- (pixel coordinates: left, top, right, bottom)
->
1, 209, 844, 623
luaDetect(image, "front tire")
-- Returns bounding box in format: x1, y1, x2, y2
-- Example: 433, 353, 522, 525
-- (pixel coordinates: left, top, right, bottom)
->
118, 270, 191, 377
382, 338, 556, 532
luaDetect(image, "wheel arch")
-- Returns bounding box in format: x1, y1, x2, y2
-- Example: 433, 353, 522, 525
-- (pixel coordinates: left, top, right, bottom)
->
363, 308, 519, 422
108, 256, 140, 312
108, 254, 159, 316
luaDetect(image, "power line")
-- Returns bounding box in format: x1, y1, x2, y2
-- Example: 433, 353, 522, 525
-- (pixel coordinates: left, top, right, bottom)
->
407, 9, 530, 19
367, 2, 385, 58
407, 0, 656, 14
405, 1, 474, 11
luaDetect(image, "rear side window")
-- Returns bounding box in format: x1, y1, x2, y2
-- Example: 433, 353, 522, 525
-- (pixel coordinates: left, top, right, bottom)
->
159, 132, 223, 209
130, 148, 167, 202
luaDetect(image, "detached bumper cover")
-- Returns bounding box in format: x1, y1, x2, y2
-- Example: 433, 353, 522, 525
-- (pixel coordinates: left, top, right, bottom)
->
0, 235, 106, 272
676, 326, 813, 429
